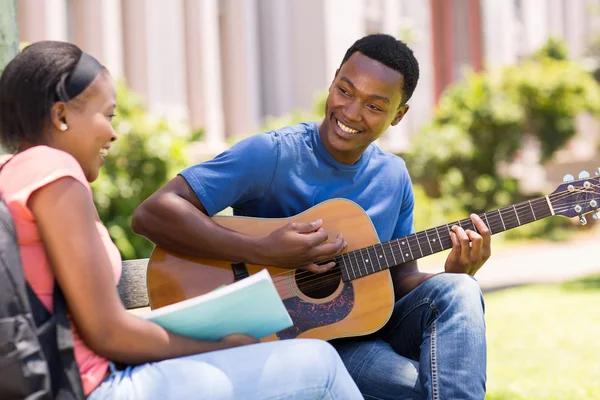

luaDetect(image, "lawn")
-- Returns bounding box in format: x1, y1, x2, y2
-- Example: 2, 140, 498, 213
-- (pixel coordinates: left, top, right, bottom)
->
485, 274, 600, 400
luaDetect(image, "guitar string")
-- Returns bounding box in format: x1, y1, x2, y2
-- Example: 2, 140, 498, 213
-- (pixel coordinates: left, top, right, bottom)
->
282, 187, 590, 286
272, 187, 597, 293
274, 196, 594, 294
270, 186, 598, 293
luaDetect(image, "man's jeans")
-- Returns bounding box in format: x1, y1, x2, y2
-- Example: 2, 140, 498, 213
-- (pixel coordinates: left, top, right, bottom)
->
332, 273, 487, 400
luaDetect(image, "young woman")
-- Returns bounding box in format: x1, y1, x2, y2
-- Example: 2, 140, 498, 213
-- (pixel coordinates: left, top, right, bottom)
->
0, 41, 363, 400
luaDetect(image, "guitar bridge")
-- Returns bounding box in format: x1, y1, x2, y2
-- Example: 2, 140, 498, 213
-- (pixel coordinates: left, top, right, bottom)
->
231, 262, 249, 281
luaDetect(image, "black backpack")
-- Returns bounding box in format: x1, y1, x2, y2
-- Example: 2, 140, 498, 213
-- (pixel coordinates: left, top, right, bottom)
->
0, 157, 84, 399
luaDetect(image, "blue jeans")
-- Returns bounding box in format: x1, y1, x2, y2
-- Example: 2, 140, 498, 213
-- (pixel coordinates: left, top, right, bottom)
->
88, 339, 363, 399
332, 273, 487, 400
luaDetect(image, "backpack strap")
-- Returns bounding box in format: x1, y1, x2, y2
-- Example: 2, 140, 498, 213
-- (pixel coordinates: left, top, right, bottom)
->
53, 286, 85, 400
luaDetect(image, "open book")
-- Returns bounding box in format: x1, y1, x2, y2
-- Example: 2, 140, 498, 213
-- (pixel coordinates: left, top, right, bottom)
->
140, 269, 293, 341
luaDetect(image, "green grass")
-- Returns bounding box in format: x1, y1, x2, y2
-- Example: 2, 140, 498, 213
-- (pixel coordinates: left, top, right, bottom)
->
485, 274, 600, 400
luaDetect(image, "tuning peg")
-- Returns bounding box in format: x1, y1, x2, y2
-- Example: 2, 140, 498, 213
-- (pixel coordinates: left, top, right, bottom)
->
596, 168, 600, 176
579, 215, 588, 225
593, 212, 600, 221
579, 171, 590, 179
591, 200, 598, 208
563, 174, 574, 183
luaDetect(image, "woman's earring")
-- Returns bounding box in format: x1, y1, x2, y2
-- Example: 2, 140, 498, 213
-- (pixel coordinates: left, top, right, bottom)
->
60, 123, 68, 131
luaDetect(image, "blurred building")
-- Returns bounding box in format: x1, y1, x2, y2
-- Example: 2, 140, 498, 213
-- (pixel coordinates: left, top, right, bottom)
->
16, 0, 600, 160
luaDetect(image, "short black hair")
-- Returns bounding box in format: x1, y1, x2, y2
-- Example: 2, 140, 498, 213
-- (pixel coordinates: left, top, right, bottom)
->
0, 41, 83, 153
340, 34, 420, 105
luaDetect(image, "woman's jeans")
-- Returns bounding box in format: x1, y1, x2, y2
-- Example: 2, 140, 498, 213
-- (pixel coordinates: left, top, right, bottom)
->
88, 339, 363, 399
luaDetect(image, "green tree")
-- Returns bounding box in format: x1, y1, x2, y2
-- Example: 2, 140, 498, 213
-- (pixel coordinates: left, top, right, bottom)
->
0, 0, 18, 75
0, 0, 18, 154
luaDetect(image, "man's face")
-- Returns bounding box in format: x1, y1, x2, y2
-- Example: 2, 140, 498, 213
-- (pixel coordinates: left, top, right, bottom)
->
320, 51, 408, 165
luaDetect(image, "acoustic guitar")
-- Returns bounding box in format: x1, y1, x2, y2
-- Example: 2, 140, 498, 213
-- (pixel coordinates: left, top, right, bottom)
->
146, 171, 600, 342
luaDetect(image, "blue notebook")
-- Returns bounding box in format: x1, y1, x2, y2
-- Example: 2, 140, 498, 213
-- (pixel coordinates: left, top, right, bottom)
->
140, 269, 293, 341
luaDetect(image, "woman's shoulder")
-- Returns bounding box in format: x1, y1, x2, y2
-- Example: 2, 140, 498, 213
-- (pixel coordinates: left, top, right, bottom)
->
2, 146, 90, 194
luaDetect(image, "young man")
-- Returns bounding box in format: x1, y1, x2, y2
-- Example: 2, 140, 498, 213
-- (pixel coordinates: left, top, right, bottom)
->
133, 34, 491, 399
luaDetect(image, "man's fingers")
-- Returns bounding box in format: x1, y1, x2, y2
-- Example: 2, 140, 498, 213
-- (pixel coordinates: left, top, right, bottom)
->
303, 228, 331, 247
471, 214, 491, 248
310, 235, 346, 260
303, 261, 335, 274
466, 230, 483, 265
290, 219, 323, 234
451, 225, 470, 265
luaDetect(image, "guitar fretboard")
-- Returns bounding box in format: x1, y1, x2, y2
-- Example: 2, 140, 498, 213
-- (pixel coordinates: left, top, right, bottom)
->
336, 196, 553, 282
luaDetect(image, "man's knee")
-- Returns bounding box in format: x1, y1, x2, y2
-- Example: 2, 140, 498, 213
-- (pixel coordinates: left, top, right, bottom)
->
432, 273, 485, 315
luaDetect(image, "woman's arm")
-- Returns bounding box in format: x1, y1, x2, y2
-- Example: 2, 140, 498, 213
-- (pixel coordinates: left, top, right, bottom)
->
29, 177, 254, 365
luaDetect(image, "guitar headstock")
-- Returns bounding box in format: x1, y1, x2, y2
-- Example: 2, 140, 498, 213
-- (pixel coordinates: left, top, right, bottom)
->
549, 169, 600, 224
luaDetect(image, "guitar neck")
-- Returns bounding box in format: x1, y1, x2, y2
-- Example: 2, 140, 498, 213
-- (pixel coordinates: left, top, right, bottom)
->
337, 195, 555, 282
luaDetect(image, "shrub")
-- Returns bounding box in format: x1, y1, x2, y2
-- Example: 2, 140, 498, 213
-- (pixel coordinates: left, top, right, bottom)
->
407, 39, 600, 218
92, 82, 194, 259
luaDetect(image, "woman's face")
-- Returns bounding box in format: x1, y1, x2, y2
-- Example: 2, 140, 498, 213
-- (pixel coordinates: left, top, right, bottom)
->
53, 73, 118, 182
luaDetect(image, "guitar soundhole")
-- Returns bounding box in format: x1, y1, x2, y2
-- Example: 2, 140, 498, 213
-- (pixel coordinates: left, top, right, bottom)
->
294, 268, 342, 299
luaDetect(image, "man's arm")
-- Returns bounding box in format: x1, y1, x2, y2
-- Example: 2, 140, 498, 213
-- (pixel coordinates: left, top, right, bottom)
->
132, 176, 345, 272
132, 175, 261, 262
389, 260, 435, 301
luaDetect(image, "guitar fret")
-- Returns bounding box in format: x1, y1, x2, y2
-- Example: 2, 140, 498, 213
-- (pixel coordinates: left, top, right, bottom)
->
484, 213, 492, 234
529, 200, 537, 220
390, 241, 399, 265
513, 205, 521, 226
424, 230, 434, 253
359, 248, 373, 274
403, 238, 413, 260
396, 239, 407, 262
351, 250, 359, 280
498, 209, 507, 231
340, 253, 351, 281
373, 245, 383, 271
380, 243, 391, 269
414, 234, 424, 257
434, 227, 444, 251
368, 246, 379, 273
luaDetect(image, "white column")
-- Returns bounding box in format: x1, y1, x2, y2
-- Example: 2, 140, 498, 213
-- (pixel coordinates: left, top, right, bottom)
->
221, 0, 262, 136
381, 0, 401, 35
563, 0, 586, 59
520, 0, 549, 55
69, 0, 123, 79
481, 0, 518, 69
257, 0, 294, 116
547, 0, 565, 38
144, 0, 188, 122
121, 0, 149, 102
323, 0, 365, 77
381, 0, 435, 153
183, 0, 226, 151
18, 0, 68, 43
100, 0, 123, 78
289, 0, 328, 111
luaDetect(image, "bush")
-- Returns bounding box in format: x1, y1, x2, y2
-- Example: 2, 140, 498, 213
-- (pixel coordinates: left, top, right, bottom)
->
92, 82, 194, 259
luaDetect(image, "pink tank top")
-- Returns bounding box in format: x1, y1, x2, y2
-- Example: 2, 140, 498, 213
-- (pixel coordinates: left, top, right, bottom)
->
0, 146, 122, 395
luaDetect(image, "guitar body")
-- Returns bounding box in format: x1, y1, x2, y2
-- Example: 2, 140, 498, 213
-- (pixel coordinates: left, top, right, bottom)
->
147, 199, 395, 342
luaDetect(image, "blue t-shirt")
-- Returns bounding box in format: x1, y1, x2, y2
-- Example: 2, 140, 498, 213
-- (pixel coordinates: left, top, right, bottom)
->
180, 122, 415, 242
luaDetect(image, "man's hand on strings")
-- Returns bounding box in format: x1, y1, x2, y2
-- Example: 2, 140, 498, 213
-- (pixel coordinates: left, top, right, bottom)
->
258, 219, 346, 273
444, 214, 491, 276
